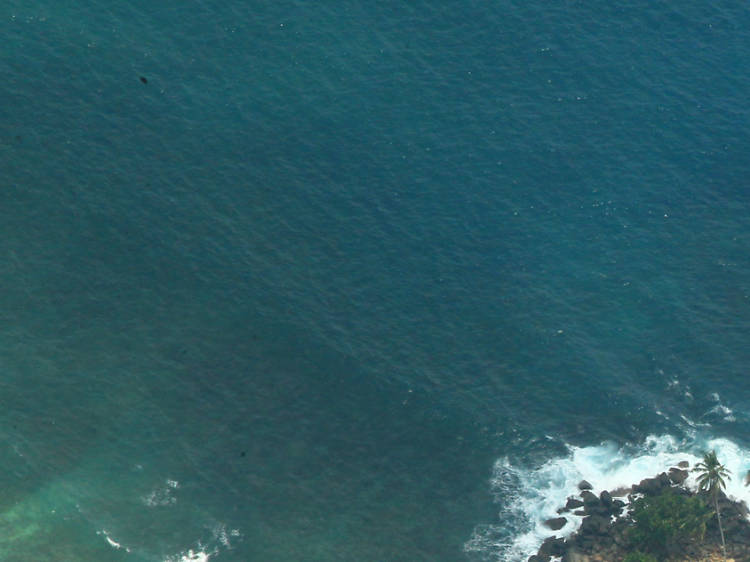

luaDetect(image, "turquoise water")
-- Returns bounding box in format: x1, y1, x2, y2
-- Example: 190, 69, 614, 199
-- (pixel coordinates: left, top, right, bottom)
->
2, 1, 750, 560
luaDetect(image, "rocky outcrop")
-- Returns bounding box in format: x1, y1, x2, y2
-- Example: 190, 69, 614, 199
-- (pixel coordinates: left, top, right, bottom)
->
528, 536, 567, 562
566, 497, 584, 510
668, 467, 688, 485
632, 472, 671, 495
527, 463, 750, 562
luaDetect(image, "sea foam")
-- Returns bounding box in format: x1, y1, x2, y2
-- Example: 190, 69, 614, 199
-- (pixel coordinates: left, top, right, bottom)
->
465, 434, 750, 561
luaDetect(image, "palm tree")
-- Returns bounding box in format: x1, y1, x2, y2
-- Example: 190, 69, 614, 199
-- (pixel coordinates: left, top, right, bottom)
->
693, 450, 731, 561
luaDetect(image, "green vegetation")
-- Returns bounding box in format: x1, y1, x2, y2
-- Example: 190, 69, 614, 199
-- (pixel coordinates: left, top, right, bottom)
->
623, 552, 658, 562
628, 488, 713, 558
693, 450, 731, 562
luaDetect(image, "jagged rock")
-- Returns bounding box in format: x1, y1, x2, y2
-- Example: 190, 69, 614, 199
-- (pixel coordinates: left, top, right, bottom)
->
580, 490, 599, 506
677, 460, 689, 468
633, 473, 669, 495
544, 517, 568, 531
585, 504, 610, 517
738, 500, 750, 517
609, 486, 631, 497
599, 490, 613, 508
668, 467, 689, 484
580, 514, 609, 536
538, 536, 566, 558
581, 491, 609, 516
578, 480, 593, 491
573, 509, 586, 516
566, 497, 584, 510
610, 499, 625, 516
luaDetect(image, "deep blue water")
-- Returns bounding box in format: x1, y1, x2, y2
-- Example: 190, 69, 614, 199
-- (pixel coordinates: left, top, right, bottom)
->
2, 1, 750, 560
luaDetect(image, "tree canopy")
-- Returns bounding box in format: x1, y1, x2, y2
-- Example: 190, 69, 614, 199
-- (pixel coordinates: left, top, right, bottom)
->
628, 488, 713, 557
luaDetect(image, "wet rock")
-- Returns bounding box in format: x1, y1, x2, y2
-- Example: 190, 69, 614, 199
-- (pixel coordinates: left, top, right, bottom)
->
566, 497, 584, 510
580, 490, 599, 507
677, 460, 689, 468
633, 473, 670, 495
580, 514, 609, 536
538, 536, 566, 558
668, 467, 689, 485
599, 490, 613, 508
578, 480, 593, 491
610, 499, 625, 516
738, 500, 750, 518
545, 517, 568, 531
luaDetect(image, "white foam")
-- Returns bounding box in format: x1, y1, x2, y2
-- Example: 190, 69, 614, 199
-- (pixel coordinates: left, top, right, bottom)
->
211, 522, 241, 548
706, 393, 736, 422
97, 529, 131, 553
702, 437, 750, 504
143, 479, 180, 507
179, 549, 211, 562
162, 523, 241, 562
164, 548, 214, 562
465, 434, 750, 561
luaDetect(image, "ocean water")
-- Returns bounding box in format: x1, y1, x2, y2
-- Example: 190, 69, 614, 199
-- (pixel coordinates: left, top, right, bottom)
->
2, 1, 750, 560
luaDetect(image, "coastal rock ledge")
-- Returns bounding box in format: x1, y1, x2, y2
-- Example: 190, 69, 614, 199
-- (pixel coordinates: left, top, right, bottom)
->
528, 463, 750, 562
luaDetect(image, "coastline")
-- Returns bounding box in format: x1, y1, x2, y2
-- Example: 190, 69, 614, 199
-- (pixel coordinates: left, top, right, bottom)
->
528, 462, 750, 562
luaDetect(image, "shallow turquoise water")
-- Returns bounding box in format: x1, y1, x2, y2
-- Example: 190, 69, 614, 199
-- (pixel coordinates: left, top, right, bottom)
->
2, 1, 750, 560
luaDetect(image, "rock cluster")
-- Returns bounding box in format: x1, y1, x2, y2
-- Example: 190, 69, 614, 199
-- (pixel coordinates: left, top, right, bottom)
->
528, 463, 750, 562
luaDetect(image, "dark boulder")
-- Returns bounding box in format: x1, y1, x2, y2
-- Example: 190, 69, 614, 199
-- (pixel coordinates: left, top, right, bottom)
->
580, 490, 599, 507
610, 499, 625, 516
633, 473, 670, 496
599, 490, 613, 508
538, 536, 566, 558
565, 497, 584, 510
578, 480, 593, 491
632, 477, 656, 494
678, 460, 689, 468
738, 500, 750, 518
585, 504, 611, 517
544, 517, 567, 531
668, 467, 689, 485
580, 514, 610, 536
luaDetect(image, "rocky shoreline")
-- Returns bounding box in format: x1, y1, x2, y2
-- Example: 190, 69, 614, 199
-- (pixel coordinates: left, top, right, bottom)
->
528, 461, 750, 562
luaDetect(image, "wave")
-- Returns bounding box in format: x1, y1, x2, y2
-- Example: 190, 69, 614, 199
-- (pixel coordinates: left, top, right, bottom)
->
465, 434, 750, 561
